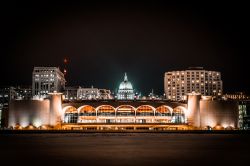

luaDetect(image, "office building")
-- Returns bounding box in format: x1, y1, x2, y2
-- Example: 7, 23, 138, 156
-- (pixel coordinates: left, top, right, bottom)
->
77, 86, 112, 100
32, 67, 66, 98
0, 86, 17, 128
223, 92, 250, 130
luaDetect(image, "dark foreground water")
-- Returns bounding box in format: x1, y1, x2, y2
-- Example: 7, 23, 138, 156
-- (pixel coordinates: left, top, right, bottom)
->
1, 133, 250, 166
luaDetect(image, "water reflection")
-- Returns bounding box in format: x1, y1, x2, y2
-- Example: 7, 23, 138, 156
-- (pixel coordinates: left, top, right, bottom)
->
0, 133, 249, 166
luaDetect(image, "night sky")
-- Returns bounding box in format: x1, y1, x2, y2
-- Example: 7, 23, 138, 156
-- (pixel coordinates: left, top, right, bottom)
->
1, 1, 249, 95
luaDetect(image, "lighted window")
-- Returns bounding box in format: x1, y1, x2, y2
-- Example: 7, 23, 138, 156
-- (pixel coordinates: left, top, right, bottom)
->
117, 105, 135, 116
64, 106, 78, 123
136, 105, 154, 116
172, 107, 186, 123
155, 106, 172, 117
97, 105, 115, 116
79, 105, 96, 116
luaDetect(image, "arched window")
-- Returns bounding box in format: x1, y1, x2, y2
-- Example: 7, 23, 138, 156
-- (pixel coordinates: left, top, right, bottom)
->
136, 105, 154, 116
78, 105, 96, 116
116, 105, 135, 116
155, 105, 172, 116
97, 105, 115, 116
172, 107, 186, 123
63, 106, 78, 123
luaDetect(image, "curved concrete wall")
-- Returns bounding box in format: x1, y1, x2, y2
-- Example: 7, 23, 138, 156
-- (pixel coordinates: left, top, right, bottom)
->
49, 94, 62, 126
8, 99, 50, 127
187, 94, 201, 127
7, 94, 239, 129
200, 100, 238, 128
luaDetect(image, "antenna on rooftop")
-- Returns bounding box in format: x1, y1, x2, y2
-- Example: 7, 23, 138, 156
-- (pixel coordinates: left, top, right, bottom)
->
62, 57, 69, 86
63, 57, 68, 76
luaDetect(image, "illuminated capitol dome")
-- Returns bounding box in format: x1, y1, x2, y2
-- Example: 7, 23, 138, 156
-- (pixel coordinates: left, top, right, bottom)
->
117, 73, 135, 100
5, 67, 239, 131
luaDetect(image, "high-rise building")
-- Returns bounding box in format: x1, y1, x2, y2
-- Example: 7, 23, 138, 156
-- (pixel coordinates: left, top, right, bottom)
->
32, 67, 66, 98
164, 67, 223, 101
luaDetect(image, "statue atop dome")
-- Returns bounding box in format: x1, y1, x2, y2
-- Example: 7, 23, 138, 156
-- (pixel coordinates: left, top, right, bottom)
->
117, 73, 135, 100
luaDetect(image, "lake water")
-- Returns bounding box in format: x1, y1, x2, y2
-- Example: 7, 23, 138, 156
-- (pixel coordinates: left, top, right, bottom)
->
1, 133, 250, 166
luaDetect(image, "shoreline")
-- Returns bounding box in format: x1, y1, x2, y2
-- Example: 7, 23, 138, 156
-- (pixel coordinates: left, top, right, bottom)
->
1, 129, 250, 134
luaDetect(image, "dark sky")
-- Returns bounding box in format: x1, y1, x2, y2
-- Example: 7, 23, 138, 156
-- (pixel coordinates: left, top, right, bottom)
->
1, 1, 249, 95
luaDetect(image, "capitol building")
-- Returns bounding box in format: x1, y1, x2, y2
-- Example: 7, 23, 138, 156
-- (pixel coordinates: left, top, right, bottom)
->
117, 73, 135, 100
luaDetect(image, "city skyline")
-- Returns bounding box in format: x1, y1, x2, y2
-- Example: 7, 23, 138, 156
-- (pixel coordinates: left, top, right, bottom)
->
1, 1, 249, 95
1, 2, 250, 165
0, 66, 246, 97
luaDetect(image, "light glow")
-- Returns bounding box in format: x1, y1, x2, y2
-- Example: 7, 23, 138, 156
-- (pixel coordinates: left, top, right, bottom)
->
33, 119, 42, 128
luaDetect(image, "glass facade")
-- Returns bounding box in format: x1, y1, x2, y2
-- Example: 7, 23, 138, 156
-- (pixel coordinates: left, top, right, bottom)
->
239, 104, 246, 129
64, 106, 78, 123
239, 101, 250, 130
62, 105, 187, 124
